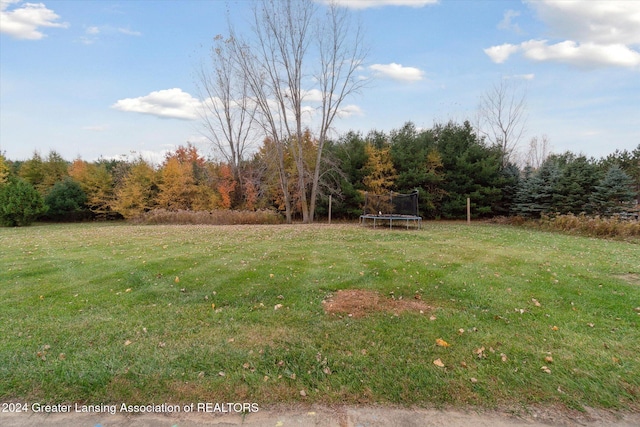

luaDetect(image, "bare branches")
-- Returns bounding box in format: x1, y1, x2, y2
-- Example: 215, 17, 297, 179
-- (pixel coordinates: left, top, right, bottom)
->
197, 0, 367, 223
195, 35, 257, 178
525, 134, 552, 170
477, 79, 527, 167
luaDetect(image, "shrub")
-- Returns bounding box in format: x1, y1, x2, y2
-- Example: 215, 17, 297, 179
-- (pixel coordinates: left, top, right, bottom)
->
43, 177, 89, 221
502, 213, 640, 240
0, 177, 48, 226
130, 209, 284, 225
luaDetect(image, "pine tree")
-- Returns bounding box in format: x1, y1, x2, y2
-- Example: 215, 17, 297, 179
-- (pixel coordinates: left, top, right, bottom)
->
0, 177, 48, 226
589, 165, 635, 216
44, 177, 88, 221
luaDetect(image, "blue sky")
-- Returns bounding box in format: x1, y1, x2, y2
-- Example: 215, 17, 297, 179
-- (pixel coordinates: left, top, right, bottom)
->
1, 0, 639, 164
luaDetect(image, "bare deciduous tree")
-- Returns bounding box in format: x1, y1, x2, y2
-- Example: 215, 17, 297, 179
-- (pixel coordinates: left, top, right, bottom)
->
196, 34, 257, 202
476, 79, 527, 167
205, 0, 366, 223
525, 134, 552, 170
309, 1, 368, 222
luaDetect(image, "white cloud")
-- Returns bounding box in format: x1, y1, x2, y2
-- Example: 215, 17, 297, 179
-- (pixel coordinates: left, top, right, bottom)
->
510, 73, 535, 81
525, 0, 640, 45
521, 40, 640, 68
484, 43, 520, 64
318, 0, 438, 9
486, 0, 640, 69
302, 89, 324, 103
111, 88, 202, 120
497, 9, 521, 33
82, 125, 108, 131
369, 63, 424, 82
338, 104, 363, 118
0, 0, 68, 40
117, 27, 141, 37
80, 24, 141, 44
486, 39, 640, 69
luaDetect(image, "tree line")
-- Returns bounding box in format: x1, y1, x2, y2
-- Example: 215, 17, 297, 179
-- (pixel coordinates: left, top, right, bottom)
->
0, 120, 638, 226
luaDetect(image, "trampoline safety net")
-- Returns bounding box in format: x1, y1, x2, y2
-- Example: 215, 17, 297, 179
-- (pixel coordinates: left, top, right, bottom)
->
362, 191, 420, 217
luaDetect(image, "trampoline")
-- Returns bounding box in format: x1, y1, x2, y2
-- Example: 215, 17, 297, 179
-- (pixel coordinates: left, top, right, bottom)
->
359, 191, 422, 229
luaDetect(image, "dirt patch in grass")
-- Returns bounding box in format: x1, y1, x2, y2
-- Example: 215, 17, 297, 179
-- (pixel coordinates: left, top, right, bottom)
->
617, 273, 640, 285
322, 289, 432, 318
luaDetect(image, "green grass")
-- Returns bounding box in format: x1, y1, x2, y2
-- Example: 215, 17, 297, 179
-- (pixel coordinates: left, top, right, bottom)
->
1, 222, 638, 411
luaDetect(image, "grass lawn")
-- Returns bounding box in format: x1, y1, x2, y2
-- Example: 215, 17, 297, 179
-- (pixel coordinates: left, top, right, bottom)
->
0, 222, 638, 411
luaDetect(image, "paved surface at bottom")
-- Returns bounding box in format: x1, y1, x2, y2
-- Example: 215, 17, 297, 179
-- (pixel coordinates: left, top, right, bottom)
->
1, 405, 639, 427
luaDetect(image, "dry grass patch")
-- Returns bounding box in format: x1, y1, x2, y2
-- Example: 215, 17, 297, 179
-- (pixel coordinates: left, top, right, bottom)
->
617, 273, 640, 286
322, 289, 432, 318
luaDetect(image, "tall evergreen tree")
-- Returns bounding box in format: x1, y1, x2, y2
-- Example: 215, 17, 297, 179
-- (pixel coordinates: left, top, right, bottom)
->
589, 165, 635, 216
552, 154, 600, 214
435, 121, 503, 218
0, 177, 47, 226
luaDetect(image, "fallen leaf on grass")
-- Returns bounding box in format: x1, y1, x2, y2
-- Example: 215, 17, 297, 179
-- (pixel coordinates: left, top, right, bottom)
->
501, 353, 508, 362
475, 347, 486, 359
532, 298, 541, 307
551, 325, 559, 331
433, 358, 445, 368
545, 356, 554, 363
218, 371, 225, 377
124, 340, 132, 346
274, 304, 283, 310
300, 390, 307, 397
429, 315, 437, 321
458, 328, 465, 335
174, 276, 180, 283
541, 366, 551, 374
435, 338, 451, 348
470, 377, 478, 383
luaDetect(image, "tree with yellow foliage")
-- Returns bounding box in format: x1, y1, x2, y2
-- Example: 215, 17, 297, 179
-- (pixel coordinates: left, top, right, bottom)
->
0, 153, 10, 186
68, 159, 114, 218
111, 159, 158, 219
363, 143, 397, 194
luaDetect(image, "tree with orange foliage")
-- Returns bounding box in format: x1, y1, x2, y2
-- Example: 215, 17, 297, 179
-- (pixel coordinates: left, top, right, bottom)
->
215, 163, 236, 209
157, 144, 218, 211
